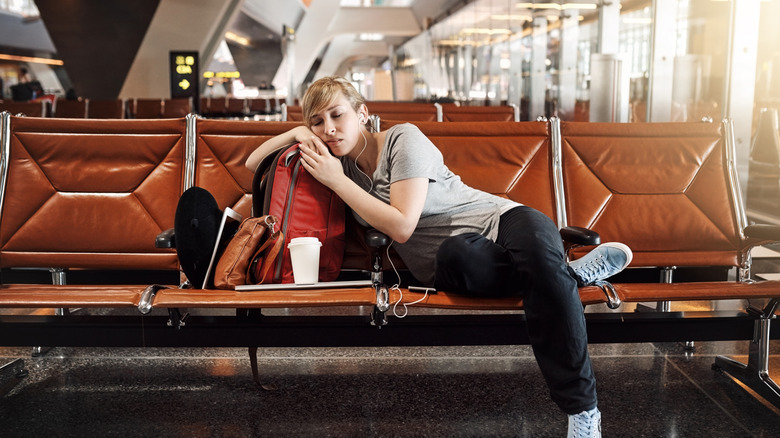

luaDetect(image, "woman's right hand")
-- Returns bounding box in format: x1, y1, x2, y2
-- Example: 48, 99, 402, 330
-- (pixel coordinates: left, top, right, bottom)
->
246, 125, 323, 172
293, 126, 327, 151
291, 125, 316, 144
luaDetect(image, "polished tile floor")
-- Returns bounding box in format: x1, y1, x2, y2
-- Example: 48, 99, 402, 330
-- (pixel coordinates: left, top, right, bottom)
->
0, 310, 778, 437
1, 248, 779, 437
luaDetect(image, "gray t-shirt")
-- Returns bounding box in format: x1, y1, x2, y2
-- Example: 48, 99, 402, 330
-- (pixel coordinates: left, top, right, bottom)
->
343, 123, 518, 286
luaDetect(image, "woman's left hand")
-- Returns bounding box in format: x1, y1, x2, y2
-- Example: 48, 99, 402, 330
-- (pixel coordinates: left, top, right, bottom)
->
298, 138, 345, 188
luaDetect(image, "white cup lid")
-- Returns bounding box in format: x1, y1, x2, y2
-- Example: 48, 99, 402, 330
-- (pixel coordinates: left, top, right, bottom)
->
288, 237, 322, 247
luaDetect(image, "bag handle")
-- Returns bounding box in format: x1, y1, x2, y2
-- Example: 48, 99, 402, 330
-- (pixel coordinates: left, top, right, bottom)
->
247, 216, 283, 284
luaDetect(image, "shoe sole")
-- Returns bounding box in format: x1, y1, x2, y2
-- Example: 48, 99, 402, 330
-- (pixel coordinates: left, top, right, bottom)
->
598, 241, 633, 269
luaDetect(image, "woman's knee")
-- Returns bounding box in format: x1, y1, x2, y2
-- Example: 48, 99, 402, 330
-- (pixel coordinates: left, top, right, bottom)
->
500, 211, 564, 263
434, 233, 513, 295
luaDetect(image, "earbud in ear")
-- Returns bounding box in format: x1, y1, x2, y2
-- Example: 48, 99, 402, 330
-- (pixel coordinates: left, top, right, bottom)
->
359, 114, 365, 124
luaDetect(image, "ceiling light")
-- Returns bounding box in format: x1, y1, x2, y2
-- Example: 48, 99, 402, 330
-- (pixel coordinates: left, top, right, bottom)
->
462, 28, 513, 35
359, 33, 384, 41
622, 17, 652, 24
562, 3, 598, 10
225, 31, 250, 47
515, 2, 598, 10
438, 40, 476, 46
491, 14, 533, 22
0, 54, 63, 66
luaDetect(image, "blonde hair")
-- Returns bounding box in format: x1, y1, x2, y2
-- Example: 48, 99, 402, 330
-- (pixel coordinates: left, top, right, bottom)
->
302, 76, 365, 128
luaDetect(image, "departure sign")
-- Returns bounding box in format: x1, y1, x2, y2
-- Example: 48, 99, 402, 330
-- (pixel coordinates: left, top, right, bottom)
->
170, 51, 199, 101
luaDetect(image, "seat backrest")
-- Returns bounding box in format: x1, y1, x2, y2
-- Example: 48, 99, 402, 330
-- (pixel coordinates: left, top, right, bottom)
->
247, 98, 271, 115
381, 120, 557, 221
442, 105, 516, 122
133, 98, 163, 118
0, 101, 50, 118
283, 105, 303, 121
87, 99, 126, 119
192, 119, 303, 219
163, 97, 193, 118
199, 97, 212, 116
366, 102, 440, 122
206, 97, 228, 117
0, 115, 186, 270
559, 121, 743, 267
54, 99, 87, 118
226, 98, 247, 117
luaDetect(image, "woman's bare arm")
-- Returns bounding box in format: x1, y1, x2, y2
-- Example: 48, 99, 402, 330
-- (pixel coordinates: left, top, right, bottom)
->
245, 125, 315, 172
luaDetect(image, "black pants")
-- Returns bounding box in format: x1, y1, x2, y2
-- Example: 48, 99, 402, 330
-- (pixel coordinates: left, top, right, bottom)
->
434, 206, 597, 414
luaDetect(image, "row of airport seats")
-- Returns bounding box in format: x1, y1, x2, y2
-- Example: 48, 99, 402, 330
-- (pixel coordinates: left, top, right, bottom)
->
281, 101, 521, 123
1, 111, 779, 406
2, 98, 518, 122
200, 97, 282, 118
0, 98, 194, 119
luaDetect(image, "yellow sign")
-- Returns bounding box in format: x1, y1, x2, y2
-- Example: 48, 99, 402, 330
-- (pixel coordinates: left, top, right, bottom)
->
170, 51, 198, 99
203, 71, 241, 79
175, 56, 195, 66
219, 71, 240, 79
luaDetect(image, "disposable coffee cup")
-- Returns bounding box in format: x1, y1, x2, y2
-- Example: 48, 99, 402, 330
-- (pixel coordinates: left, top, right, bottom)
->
287, 237, 322, 284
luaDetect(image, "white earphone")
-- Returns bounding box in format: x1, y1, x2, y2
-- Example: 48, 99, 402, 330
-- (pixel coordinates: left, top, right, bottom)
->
354, 112, 373, 192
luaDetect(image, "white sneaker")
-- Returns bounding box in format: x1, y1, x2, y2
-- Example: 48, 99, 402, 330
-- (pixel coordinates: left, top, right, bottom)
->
568, 407, 601, 438
569, 242, 633, 286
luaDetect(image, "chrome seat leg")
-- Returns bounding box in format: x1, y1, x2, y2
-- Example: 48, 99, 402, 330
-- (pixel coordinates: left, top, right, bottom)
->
713, 298, 780, 409
32, 268, 69, 356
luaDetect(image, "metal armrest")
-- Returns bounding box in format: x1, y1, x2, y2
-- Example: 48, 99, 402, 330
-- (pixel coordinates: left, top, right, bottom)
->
155, 228, 176, 249
364, 229, 390, 318
745, 224, 780, 243
560, 226, 600, 246
365, 228, 390, 248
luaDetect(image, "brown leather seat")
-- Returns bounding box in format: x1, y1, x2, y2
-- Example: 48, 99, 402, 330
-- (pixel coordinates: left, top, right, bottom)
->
0, 116, 187, 307
133, 98, 163, 118
559, 120, 776, 303
0, 100, 50, 117
366, 102, 439, 122
54, 99, 87, 118
283, 105, 303, 121
378, 120, 568, 310
86, 99, 126, 119
441, 105, 516, 122
163, 98, 193, 118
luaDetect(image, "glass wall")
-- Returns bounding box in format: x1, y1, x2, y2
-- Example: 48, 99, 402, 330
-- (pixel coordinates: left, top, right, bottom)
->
392, 0, 773, 126
756, 0, 780, 112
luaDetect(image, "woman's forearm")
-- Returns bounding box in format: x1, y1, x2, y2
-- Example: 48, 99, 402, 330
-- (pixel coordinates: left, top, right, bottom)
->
329, 176, 427, 244
245, 126, 310, 172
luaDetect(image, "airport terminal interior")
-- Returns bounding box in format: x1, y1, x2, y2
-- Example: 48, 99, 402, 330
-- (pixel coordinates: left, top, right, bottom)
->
2, 0, 780, 436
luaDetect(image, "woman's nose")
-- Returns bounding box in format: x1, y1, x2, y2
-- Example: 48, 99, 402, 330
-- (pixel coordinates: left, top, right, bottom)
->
324, 120, 336, 134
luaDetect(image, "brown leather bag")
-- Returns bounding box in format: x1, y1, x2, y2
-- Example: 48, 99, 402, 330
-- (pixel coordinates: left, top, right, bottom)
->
214, 215, 283, 289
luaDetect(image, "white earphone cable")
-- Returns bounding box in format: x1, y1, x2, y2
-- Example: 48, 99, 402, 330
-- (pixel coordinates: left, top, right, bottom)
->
354, 118, 373, 192
386, 241, 429, 318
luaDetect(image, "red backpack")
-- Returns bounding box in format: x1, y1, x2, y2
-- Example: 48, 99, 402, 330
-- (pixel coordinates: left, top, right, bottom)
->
252, 143, 346, 283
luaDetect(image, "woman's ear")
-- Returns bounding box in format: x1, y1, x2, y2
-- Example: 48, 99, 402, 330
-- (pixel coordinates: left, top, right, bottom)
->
358, 104, 369, 124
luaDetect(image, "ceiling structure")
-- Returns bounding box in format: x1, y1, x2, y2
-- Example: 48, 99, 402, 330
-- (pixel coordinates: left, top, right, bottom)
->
224, 0, 646, 91
227, 0, 467, 90
0, 0, 650, 98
